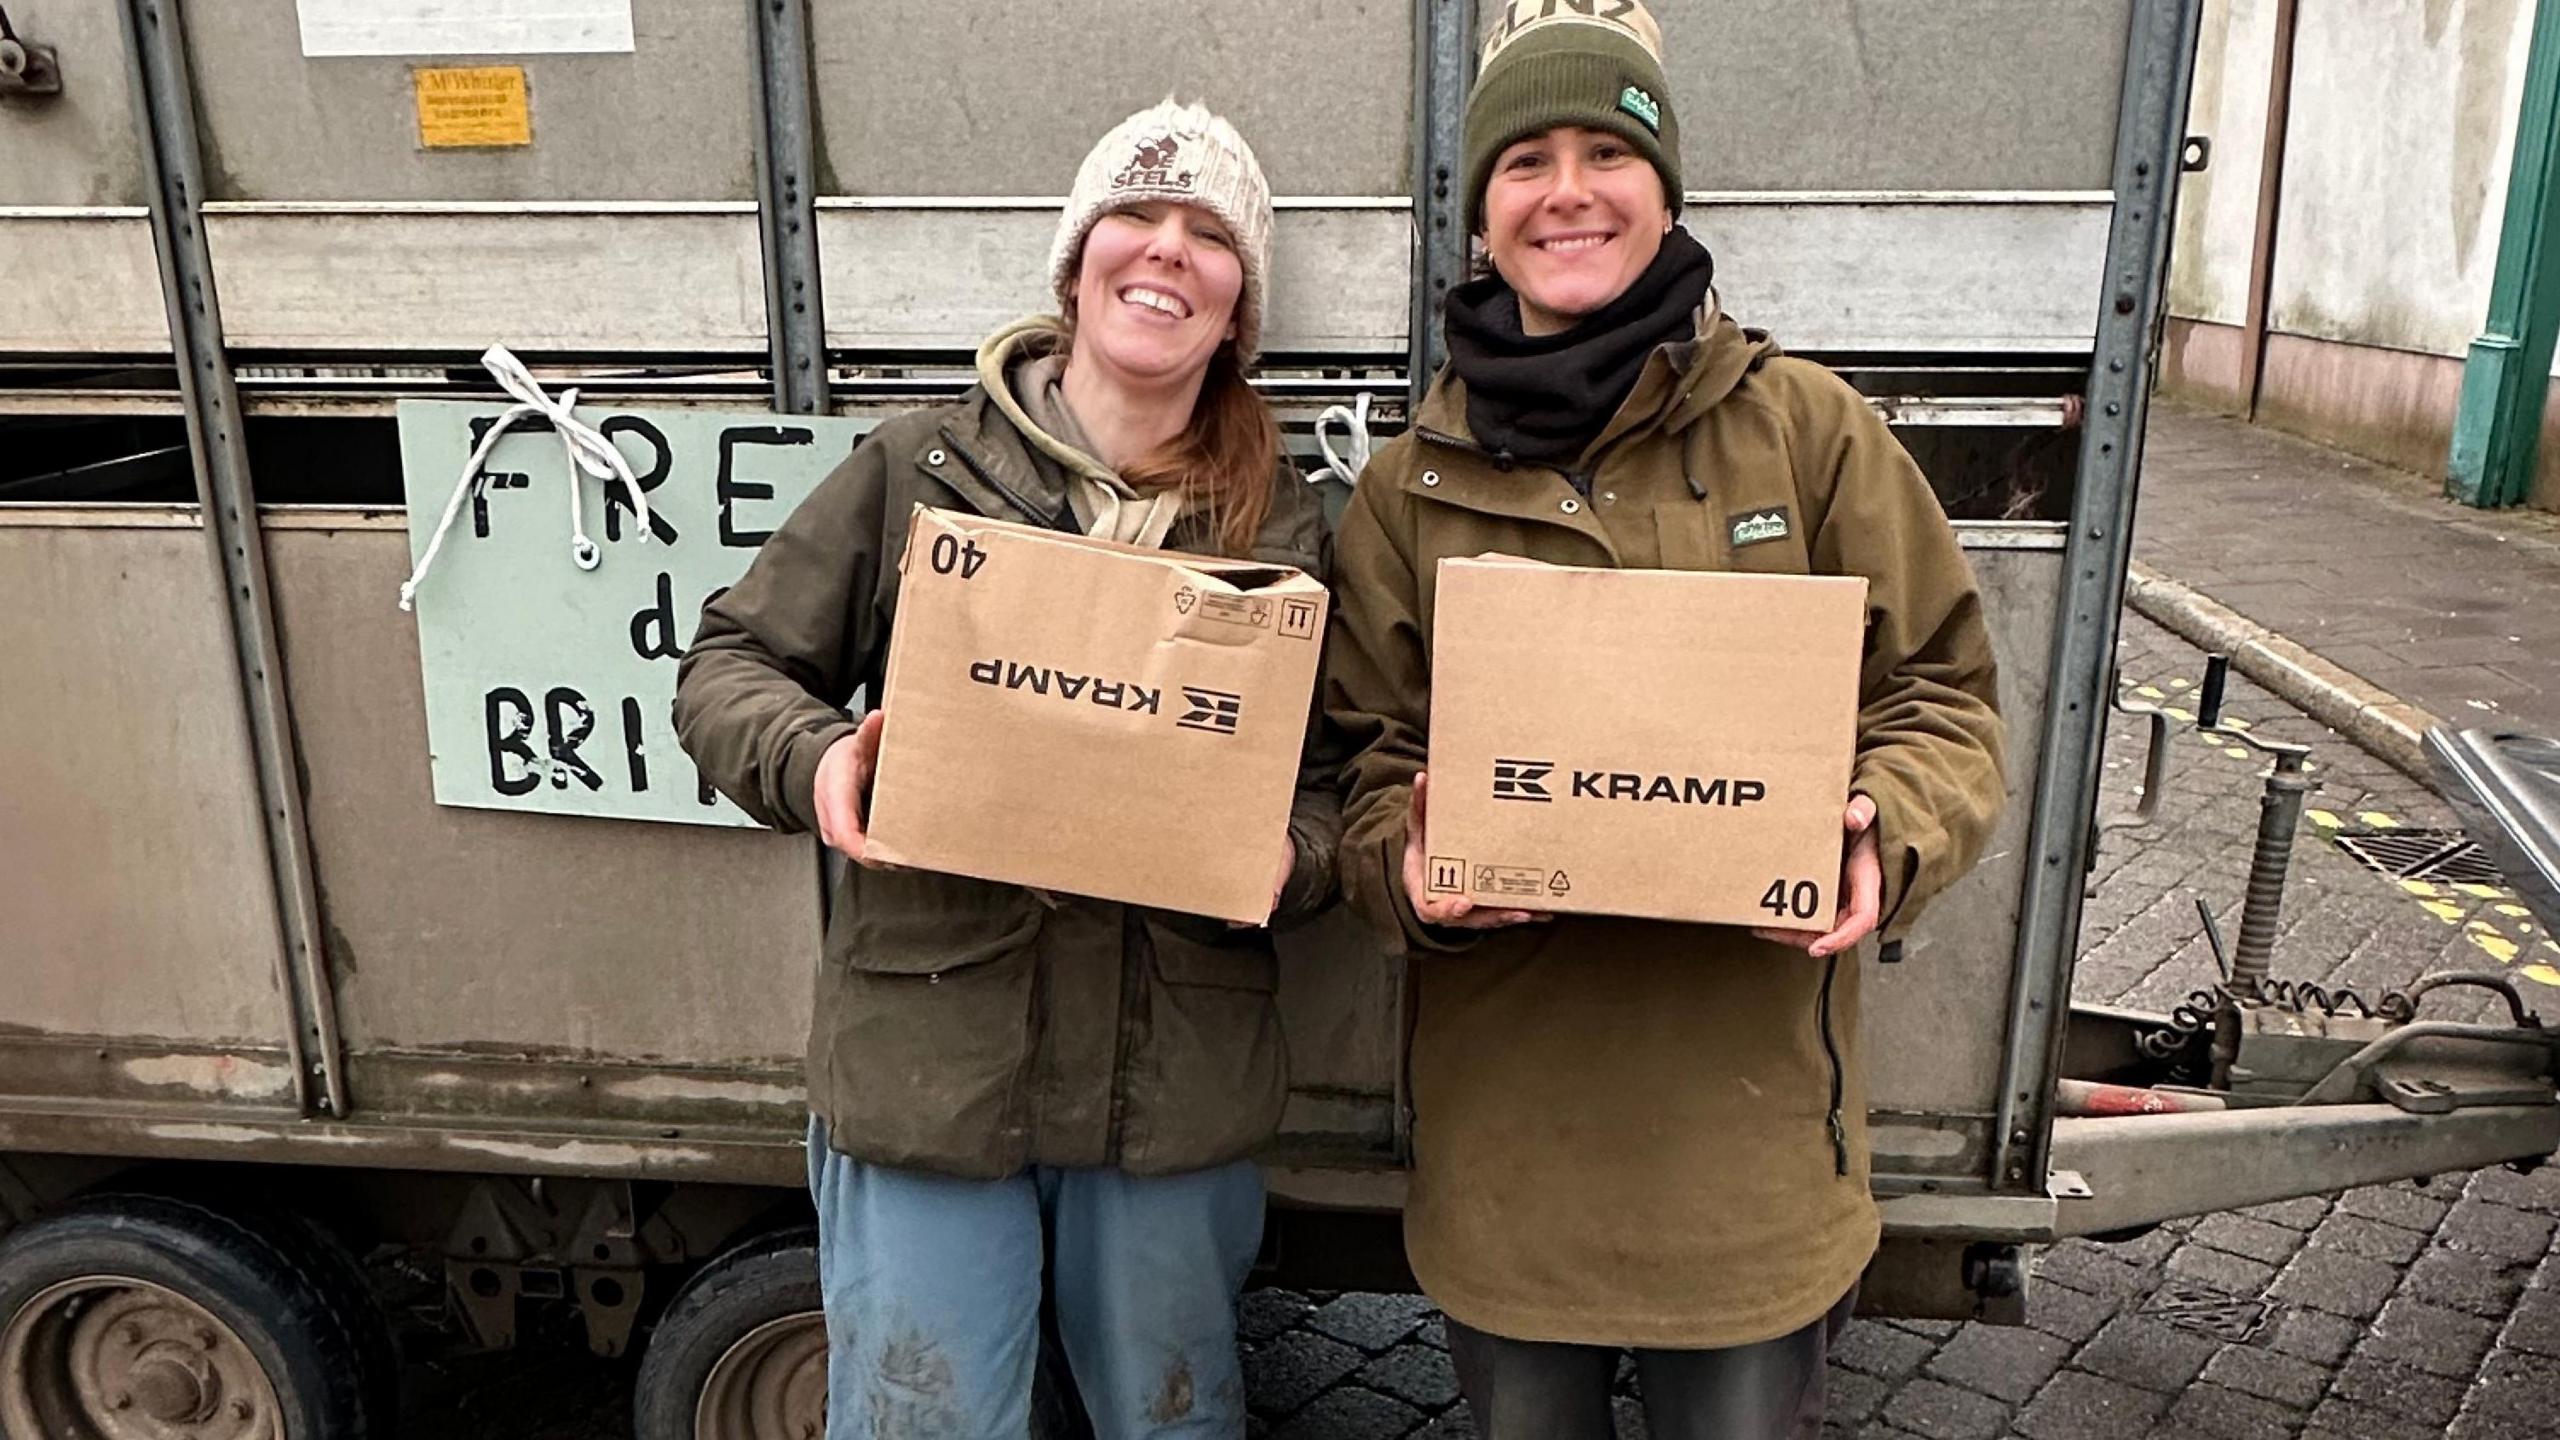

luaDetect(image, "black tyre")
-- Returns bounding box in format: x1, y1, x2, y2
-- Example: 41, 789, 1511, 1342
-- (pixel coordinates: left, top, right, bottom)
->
633, 1227, 1090, 1440
0, 1191, 389, 1439
633, 1227, 825, 1440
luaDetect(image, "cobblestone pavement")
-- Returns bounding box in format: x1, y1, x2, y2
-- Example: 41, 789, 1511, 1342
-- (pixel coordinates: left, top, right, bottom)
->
434, 617, 2560, 1438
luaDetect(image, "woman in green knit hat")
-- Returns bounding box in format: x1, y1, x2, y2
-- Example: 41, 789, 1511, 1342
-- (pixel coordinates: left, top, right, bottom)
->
1325, 2, 2008, 1435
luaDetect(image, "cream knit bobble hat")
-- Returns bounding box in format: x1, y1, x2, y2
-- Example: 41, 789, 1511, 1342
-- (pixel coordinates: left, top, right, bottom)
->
1047, 98, 1276, 362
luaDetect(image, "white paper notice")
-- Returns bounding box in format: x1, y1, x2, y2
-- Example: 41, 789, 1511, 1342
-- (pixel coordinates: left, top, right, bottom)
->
298, 0, 635, 58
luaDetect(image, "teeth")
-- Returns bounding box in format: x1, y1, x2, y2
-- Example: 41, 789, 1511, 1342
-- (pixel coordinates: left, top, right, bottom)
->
1122, 287, 1191, 318
1540, 235, 1610, 252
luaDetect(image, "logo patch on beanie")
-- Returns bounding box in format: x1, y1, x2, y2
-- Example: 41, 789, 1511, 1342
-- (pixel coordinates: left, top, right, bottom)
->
1111, 132, 1196, 192
1618, 84, 1661, 134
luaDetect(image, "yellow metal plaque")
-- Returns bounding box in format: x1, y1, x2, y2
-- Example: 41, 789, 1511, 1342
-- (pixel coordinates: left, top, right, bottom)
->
414, 66, 532, 149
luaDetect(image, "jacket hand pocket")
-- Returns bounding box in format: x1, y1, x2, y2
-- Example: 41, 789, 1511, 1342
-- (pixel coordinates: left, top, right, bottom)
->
1145, 922, 1279, 993
836, 867, 1044, 975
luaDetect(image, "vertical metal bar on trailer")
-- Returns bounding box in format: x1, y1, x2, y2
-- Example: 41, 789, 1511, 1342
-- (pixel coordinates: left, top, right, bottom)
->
750, 0, 830, 417
116, 0, 349, 1118
1990, 0, 2204, 1194
1407, 0, 1474, 406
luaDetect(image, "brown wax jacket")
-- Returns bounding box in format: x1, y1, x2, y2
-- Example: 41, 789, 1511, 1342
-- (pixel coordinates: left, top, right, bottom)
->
1325, 304, 2005, 1345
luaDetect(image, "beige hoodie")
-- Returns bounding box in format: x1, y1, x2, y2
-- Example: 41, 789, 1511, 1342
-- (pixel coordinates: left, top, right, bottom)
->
976, 316, 1187, 548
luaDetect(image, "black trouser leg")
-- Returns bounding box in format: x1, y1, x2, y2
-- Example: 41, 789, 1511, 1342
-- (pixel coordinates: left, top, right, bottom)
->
1633, 1287, 1856, 1440
1445, 1319, 1618, 1440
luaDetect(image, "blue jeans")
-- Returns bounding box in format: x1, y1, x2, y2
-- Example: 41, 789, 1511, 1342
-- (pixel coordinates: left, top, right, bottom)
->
806, 1120, 1264, 1439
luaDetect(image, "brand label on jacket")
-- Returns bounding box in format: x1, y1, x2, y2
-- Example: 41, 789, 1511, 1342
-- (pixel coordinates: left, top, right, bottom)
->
1730, 507, 1791, 547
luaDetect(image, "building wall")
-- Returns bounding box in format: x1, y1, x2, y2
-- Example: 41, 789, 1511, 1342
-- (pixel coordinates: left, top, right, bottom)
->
2167, 0, 2277, 330
2160, 0, 2557, 509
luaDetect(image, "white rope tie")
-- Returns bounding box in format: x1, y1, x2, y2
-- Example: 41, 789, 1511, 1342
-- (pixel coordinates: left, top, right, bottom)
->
1311, 390, 1374, 487
397, 345, 654, 612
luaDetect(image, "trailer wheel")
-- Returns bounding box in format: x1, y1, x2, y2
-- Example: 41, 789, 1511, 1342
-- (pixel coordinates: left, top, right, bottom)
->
634, 1227, 1091, 1440
634, 1227, 825, 1440
0, 1192, 386, 1439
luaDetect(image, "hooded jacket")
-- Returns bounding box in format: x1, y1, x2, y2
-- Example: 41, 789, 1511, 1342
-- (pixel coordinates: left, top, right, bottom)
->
676, 321, 1340, 1177
1324, 301, 2005, 1344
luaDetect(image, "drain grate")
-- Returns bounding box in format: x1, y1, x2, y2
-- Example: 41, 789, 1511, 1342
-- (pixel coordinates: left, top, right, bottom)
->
2334, 828, 2504, 886
2143, 1284, 2276, 1342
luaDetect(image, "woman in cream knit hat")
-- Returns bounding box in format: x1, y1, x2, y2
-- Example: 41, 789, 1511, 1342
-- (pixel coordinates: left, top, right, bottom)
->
674, 98, 1338, 1438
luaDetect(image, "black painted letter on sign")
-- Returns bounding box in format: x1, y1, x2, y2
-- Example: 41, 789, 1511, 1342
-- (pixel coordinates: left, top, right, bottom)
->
718, 426, 814, 548
485, 687, 539, 796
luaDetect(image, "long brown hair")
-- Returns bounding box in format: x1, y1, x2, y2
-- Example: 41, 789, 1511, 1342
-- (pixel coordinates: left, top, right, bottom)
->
1118, 344, 1279, 557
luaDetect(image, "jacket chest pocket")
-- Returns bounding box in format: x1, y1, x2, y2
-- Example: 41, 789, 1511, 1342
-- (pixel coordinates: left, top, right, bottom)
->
1653, 498, 1812, 576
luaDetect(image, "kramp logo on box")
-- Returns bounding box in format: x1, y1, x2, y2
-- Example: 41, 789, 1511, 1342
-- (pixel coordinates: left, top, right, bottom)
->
1496, 754, 1771, 807
1178, 686, 1244, 736
1492, 758, 1556, 802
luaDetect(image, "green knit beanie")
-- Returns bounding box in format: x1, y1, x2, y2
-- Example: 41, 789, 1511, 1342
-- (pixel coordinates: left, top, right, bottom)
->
1464, 0, 1682, 237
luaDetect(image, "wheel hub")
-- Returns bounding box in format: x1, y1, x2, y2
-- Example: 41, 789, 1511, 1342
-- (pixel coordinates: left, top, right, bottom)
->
3, 1276, 279, 1439
128, 1339, 220, 1423
696, 1310, 827, 1440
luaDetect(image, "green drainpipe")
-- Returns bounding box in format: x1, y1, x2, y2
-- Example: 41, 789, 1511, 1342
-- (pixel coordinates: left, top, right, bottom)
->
2449, 0, 2560, 508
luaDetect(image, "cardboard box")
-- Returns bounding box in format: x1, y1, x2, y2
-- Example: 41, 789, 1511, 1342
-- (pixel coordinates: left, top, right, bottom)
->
1425, 556, 1867, 928
864, 506, 1328, 923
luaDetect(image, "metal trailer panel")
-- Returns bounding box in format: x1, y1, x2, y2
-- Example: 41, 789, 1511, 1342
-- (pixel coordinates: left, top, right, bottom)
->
1995, 0, 2203, 1195
0, 514, 290, 1049
0, 210, 168, 353
1664, 0, 2133, 192
1693, 197, 2110, 354
258, 515, 819, 1065
201, 206, 767, 355
1863, 531, 2060, 1182
816, 203, 1413, 356
806, 0, 1415, 197
0, 0, 151, 204
179, 0, 759, 202
813, 198, 2100, 359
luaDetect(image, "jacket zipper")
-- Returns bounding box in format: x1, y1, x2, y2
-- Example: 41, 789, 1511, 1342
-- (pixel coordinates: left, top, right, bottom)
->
1817, 951, 1848, 1177
1412, 427, 1595, 497
1103, 908, 1143, 1160
938, 426, 1077, 532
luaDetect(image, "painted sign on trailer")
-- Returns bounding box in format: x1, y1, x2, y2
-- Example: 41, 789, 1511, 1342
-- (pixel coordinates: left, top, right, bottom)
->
396, 400, 870, 826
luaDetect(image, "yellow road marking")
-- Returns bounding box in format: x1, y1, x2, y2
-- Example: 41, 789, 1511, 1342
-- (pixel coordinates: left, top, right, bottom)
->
2401, 879, 2440, 897
2136, 685, 2165, 699
2165, 707, 2195, 722
2309, 810, 2344, 829
2497, 903, 2534, 917
2473, 933, 2523, 963
2420, 900, 2467, 924
2525, 964, 2560, 987
2224, 717, 2252, 730
2455, 883, 2505, 899
2224, 747, 2250, 759
2359, 812, 2398, 828
2168, 678, 2190, 690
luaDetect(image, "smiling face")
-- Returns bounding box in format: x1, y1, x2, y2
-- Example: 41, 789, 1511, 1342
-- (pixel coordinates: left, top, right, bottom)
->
1480, 125, 1672, 336
1068, 200, 1245, 386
